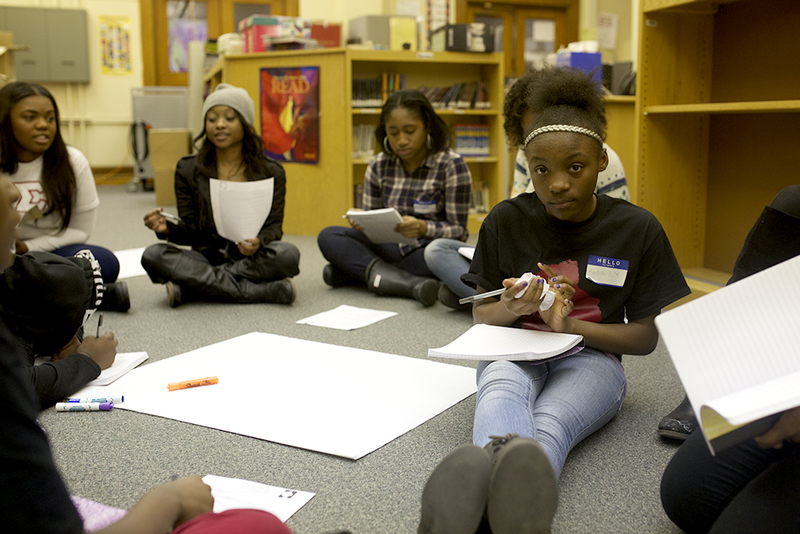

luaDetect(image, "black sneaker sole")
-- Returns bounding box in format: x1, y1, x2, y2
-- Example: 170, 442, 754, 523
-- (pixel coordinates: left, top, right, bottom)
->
418, 444, 492, 534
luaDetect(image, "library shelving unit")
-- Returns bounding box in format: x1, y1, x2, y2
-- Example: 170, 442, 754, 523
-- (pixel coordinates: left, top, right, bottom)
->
204, 48, 504, 236
634, 0, 800, 300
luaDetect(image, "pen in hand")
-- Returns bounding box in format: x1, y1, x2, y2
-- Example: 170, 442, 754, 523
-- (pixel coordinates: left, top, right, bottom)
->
160, 210, 182, 224
96, 313, 104, 337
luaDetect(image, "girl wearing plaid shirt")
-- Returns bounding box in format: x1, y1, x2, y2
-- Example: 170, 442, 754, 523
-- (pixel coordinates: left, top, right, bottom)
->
317, 89, 472, 306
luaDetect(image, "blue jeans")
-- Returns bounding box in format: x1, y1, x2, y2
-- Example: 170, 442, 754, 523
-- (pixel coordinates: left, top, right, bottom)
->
51, 244, 120, 283
317, 226, 432, 282
472, 347, 627, 478
423, 238, 474, 298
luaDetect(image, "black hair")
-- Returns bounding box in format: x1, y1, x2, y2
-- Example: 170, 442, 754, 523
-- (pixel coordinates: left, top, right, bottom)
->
524, 66, 607, 148
375, 89, 450, 155
502, 71, 541, 147
193, 108, 269, 181
0, 81, 77, 231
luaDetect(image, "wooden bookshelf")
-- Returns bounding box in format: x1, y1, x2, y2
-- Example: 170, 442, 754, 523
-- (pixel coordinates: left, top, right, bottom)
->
634, 0, 800, 293
204, 48, 504, 236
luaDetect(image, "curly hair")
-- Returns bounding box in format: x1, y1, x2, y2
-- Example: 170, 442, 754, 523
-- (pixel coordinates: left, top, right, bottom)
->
375, 89, 450, 154
502, 71, 540, 147
525, 66, 607, 143
0, 82, 76, 231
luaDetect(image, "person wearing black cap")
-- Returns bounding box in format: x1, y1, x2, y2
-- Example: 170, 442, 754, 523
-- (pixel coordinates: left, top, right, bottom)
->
141, 83, 300, 307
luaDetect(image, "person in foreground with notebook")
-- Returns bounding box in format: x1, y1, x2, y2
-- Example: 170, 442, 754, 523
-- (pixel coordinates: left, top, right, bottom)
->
317, 89, 472, 306
660, 185, 800, 534
141, 83, 300, 308
417, 67, 690, 534
424, 70, 631, 310
0, 171, 297, 533
0, 248, 118, 409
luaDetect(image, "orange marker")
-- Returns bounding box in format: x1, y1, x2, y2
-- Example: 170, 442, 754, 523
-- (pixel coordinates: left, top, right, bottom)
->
167, 376, 218, 391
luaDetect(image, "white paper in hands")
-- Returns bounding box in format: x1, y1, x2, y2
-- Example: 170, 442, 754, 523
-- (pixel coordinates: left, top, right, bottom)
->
345, 207, 418, 245
210, 178, 273, 243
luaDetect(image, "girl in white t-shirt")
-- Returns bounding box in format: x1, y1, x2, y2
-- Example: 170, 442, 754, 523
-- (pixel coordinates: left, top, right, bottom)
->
0, 82, 128, 311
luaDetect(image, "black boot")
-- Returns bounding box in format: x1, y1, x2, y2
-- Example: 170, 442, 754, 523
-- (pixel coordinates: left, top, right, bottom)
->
323, 263, 361, 288
98, 281, 130, 312
365, 258, 438, 306
658, 396, 698, 441
252, 278, 296, 304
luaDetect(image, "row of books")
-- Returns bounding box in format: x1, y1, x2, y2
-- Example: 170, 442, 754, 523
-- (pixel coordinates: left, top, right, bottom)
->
352, 124, 377, 160
352, 73, 407, 108
453, 124, 490, 157
418, 81, 491, 110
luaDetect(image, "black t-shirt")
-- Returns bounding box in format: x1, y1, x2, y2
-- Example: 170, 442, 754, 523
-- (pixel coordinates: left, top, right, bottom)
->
0, 319, 84, 533
467, 193, 690, 333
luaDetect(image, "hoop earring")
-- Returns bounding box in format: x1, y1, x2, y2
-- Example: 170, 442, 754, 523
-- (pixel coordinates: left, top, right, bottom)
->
383, 137, 392, 154
427, 133, 432, 150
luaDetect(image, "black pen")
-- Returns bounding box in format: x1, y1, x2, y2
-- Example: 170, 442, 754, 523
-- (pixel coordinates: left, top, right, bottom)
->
96, 313, 104, 337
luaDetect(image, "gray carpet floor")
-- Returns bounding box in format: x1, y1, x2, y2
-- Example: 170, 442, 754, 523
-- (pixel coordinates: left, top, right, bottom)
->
38, 185, 686, 534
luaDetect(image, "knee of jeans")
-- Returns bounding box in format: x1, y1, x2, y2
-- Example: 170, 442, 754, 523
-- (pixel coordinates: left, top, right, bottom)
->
478, 361, 542, 391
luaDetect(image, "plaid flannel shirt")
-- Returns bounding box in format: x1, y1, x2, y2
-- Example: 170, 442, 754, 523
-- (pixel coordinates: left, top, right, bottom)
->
363, 148, 472, 255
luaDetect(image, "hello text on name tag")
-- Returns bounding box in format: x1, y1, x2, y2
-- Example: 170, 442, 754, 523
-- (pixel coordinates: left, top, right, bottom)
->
586, 255, 629, 287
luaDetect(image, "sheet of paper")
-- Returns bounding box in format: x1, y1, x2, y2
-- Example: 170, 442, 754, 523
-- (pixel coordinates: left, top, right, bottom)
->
457, 246, 474, 261
114, 247, 147, 279
210, 178, 273, 243
345, 207, 418, 245
202, 474, 314, 522
655, 255, 800, 436
296, 305, 398, 330
71, 333, 476, 459
35, 352, 148, 387
429, 324, 583, 361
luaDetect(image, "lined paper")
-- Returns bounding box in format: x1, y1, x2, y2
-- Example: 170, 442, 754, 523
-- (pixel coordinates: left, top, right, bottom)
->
656, 255, 800, 432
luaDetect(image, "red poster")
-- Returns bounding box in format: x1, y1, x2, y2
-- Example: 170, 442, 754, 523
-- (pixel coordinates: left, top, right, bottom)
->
259, 66, 320, 163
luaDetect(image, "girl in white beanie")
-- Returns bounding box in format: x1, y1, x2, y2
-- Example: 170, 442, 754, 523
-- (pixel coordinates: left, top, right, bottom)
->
141, 83, 300, 307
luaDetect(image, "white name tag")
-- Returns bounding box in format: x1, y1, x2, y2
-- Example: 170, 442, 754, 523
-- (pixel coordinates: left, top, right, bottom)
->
586, 255, 629, 287
414, 199, 437, 215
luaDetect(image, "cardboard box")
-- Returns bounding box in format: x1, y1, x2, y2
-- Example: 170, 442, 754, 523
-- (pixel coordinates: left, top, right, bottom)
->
149, 128, 191, 206
311, 22, 342, 48
154, 168, 177, 206
430, 24, 495, 53
348, 15, 416, 51
148, 129, 192, 169
556, 51, 603, 85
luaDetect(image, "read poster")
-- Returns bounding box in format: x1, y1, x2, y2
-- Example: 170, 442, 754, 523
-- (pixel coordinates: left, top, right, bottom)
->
260, 67, 320, 163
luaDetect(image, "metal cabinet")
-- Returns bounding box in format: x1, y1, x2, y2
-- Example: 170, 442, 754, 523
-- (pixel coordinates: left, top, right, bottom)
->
0, 6, 89, 83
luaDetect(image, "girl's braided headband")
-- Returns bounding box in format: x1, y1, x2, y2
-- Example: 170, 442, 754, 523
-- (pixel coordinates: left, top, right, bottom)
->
524, 124, 604, 147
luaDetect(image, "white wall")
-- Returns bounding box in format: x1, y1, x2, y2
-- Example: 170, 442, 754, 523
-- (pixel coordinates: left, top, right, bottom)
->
1, 0, 144, 168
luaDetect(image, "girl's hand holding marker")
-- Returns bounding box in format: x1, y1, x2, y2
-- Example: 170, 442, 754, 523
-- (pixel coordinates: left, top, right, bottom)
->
460, 263, 574, 319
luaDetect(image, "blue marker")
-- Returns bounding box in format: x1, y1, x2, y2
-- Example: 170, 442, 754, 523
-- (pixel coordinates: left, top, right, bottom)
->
66, 395, 124, 404
55, 402, 113, 412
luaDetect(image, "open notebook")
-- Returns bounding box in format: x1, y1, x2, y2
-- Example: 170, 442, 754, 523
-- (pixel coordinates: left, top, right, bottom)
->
429, 324, 584, 362
344, 208, 418, 245
655, 255, 800, 455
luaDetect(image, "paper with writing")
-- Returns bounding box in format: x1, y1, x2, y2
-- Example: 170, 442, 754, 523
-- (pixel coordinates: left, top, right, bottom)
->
210, 178, 273, 243
345, 207, 418, 245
